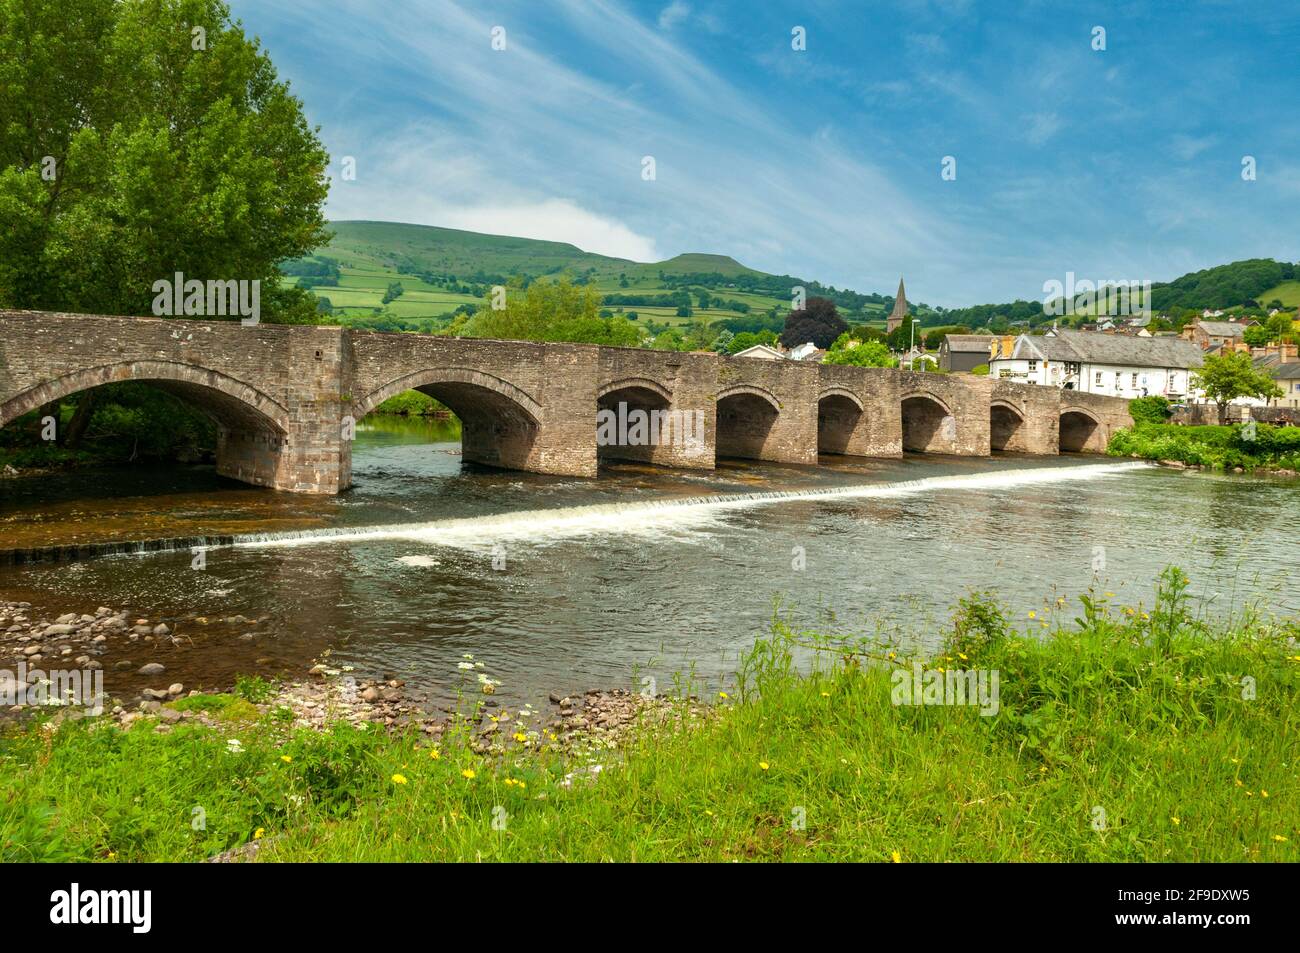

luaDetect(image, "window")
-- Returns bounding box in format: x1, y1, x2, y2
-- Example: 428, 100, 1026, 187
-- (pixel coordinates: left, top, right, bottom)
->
1095, 372, 1103, 385
1131, 373, 1138, 387
1028, 360, 1038, 372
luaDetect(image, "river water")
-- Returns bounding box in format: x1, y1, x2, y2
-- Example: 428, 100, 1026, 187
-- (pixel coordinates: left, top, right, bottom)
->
1, 415, 1295, 708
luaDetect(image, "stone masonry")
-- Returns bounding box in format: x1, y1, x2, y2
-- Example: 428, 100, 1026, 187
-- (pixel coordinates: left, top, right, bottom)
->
0, 311, 1135, 493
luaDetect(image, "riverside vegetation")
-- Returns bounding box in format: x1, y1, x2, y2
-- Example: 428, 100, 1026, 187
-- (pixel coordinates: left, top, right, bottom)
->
1, 568, 1296, 862
1107, 397, 1300, 474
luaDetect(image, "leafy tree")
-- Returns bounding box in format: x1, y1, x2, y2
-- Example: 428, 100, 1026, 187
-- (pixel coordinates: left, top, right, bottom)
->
711, 330, 734, 353
464, 277, 641, 346
887, 316, 923, 351
822, 335, 897, 367
1192, 352, 1283, 423
382, 281, 404, 305
1129, 395, 1172, 427
0, 0, 331, 321
780, 296, 847, 348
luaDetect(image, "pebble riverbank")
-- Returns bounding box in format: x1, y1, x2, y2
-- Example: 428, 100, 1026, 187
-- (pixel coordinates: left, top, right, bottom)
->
0, 599, 708, 753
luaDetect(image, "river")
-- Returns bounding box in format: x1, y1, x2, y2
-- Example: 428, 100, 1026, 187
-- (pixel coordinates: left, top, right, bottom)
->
1, 415, 1295, 709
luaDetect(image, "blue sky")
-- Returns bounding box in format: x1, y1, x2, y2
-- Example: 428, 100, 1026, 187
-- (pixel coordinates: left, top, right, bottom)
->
234, 0, 1300, 307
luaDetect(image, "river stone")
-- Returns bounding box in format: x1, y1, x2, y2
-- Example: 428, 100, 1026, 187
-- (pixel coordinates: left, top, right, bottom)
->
138, 662, 166, 675
158, 708, 184, 723
114, 660, 134, 671
44, 623, 76, 636
141, 688, 170, 701
360, 686, 379, 703
153, 623, 170, 637
167, 683, 184, 696
54, 613, 77, 625
21, 645, 41, 656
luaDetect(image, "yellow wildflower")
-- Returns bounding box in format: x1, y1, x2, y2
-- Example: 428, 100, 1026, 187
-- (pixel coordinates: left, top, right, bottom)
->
759, 761, 770, 771
462, 768, 476, 780
891, 851, 901, 863
391, 773, 407, 785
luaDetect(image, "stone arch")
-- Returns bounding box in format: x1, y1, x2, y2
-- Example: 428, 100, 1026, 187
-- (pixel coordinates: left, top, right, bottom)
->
353, 366, 542, 472
716, 385, 781, 460
817, 386, 864, 412
900, 392, 956, 453
715, 383, 781, 411
1060, 407, 1102, 453
0, 360, 290, 435
352, 366, 541, 424
597, 377, 675, 465
818, 388, 865, 455
598, 376, 673, 403
990, 399, 1026, 452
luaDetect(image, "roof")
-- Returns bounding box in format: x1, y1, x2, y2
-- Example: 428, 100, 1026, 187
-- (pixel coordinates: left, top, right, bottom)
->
732, 344, 785, 360
1196, 321, 1245, 337
888, 278, 908, 320
1004, 329, 1203, 369
942, 334, 996, 353
1272, 363, 1300, 380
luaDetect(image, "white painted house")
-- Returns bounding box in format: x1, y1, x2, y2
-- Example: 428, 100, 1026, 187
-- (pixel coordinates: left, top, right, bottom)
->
988, 330, 1203, 399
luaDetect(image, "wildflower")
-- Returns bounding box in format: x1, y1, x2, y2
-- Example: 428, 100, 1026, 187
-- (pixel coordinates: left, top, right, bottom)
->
1261, 790, 1269, 798
462, 768, 476, 780
280, 755, 292, 763
1105, 592, 1115, 598
254, 828, 265, 840
513, 732, 527, 743
1028, 611, 1036, 619
718, 691, 729, 699
1171, 816, 1180, 826
392, 774, 408, 785
226, 738, 243, 753
891, 851, 901, 863
1274, 835, 1288, 843
957, 652, 968, 661
759, 761, 770, 771
429, 748, 441, 760
457, 662, 474, 671
820, 691, 830, 698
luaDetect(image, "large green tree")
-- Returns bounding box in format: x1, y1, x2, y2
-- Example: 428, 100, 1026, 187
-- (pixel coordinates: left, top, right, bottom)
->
464, 277, 642, 346
1193, 352, 1283, 423
0, 0, 330, 321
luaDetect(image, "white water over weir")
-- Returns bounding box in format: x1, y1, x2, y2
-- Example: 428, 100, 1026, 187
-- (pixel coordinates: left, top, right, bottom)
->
228, 462, 1152, 554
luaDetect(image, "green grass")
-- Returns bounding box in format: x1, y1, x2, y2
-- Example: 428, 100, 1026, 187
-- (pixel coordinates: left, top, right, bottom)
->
1258, 280, 1300, 309
2, 570, 1296, 862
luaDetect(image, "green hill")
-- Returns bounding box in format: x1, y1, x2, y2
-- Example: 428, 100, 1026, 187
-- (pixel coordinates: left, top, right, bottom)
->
287, 220, 905, 332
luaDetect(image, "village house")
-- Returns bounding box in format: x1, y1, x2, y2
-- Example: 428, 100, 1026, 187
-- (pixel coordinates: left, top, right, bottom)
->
939, 334, 996, 372
988, 329, 1203, 399
1183, 318, 1255, 351
732, 343, 786, 360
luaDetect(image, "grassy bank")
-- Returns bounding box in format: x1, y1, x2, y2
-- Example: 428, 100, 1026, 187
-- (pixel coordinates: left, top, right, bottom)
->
1108, 421, 1300, 472
2, 570, 1297, 862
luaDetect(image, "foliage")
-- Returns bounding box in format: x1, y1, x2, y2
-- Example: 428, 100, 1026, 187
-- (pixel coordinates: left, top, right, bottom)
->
0, 0, 330, 321
779, 297, 847, 348
1128, 395, 1172, 427
462, 278, 641, 346
969, 363, 989, 376
1151, 258, 1295, 312
374, 390, 447, 416
1192, 352, 1284, 420
1108, 422, 1300, 471
822, 336, 897, 367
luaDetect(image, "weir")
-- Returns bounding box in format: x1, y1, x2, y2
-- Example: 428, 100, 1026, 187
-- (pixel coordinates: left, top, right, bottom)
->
0, 310, 1137, 494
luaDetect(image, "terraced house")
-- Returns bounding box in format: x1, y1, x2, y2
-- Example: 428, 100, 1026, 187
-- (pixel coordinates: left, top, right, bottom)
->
988, 329, 1204, 399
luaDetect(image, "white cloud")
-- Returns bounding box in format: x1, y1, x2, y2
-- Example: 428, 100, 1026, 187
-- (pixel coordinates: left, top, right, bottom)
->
1024, 112, 1063, 146
441, 200, 660, 261
657, 1, 690, 30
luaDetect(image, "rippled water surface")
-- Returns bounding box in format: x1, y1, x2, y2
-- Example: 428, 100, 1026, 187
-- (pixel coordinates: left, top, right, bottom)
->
1, 416, 1295, 707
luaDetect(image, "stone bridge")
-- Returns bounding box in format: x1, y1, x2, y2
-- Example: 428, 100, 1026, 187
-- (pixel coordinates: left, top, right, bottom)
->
0, 311, 1134, 493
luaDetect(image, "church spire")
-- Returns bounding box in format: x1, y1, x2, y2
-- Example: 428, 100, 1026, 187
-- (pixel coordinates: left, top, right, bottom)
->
887, 277, 908, 333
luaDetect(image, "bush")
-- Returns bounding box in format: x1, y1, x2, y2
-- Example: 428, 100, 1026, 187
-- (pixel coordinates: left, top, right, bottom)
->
1129, 395, 1172, 427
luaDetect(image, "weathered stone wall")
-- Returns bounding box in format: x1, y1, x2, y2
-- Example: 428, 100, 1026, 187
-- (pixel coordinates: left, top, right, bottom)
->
1060, 390, 1134, 453
816, 366, 903, 457
716, 357, 819, 464
0, 311, 1136, 495
0, 310, 348, 493
991, 380, 1060, 454
897, 370, 992, 455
